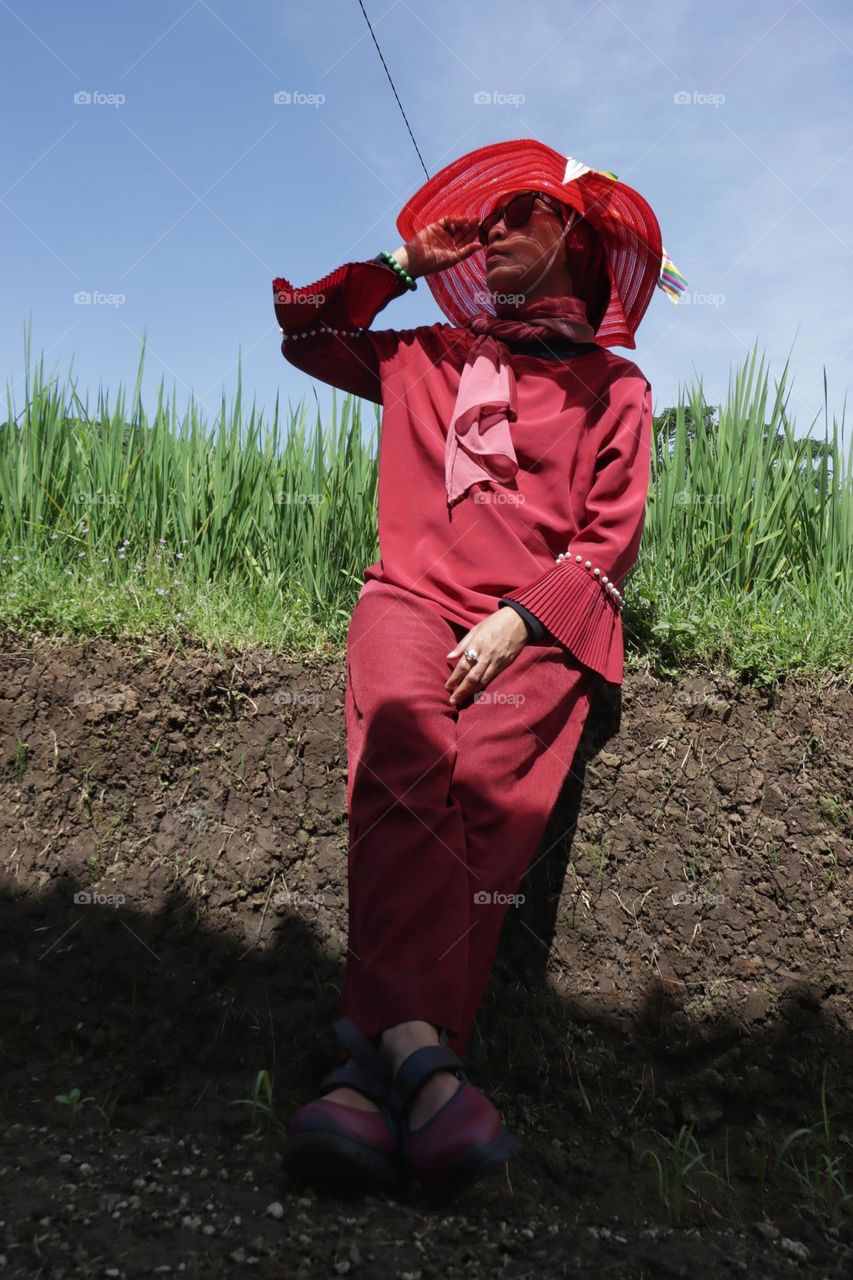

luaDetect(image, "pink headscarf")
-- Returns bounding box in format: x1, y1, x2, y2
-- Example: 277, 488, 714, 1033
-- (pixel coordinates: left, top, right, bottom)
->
445, 294, 596, 507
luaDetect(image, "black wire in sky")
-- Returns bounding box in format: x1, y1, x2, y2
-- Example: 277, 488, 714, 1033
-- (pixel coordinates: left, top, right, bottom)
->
355, 0, 430, 180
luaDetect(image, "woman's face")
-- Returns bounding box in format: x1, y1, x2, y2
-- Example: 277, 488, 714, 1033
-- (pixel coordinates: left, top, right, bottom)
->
481, 189, 571, 300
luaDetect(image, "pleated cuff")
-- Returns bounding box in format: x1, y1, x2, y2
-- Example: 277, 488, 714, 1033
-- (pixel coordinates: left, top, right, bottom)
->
502, 559, 624, 683
272, 260, 407, 334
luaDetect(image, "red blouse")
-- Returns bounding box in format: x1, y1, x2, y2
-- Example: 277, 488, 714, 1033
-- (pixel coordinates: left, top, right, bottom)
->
272, 261, 654, 685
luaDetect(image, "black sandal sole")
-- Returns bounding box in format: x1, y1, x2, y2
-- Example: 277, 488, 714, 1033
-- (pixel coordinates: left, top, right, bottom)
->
281, 1129, 400, 1193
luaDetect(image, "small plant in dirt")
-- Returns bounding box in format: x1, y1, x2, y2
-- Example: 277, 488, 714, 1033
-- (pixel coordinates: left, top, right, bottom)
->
6, 736, 29, 779
85, 850, 108, 883
815, 791, 853, 836
773, 1060, 852, 1224
751, 1128, 775, 1217
229, 1069, 283, 1145
94, 1086, 121, 1130
590, 840, 608, 880
642, 1122, 727, 1226
55, 1087, 95, 1123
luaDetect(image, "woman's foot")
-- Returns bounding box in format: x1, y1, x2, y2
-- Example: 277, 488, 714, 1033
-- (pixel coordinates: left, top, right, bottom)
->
319, 1083, 378, 1112
322, 1020, 462, 1130
281, 1018, 401, 1192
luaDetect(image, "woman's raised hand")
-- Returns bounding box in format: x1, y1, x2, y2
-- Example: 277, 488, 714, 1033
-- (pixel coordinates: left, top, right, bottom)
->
393, 217, 481, 279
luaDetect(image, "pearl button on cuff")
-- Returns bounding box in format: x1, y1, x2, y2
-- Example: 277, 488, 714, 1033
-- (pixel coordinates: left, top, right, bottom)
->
280, 327, 366, 339
555, 549, 624, 610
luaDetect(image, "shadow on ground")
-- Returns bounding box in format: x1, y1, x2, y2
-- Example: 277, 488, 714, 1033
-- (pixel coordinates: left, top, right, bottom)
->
1, 632, 851, 1276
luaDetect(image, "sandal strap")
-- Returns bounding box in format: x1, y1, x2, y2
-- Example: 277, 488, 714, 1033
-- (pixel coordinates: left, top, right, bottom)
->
388, 1044, 467, 1119
313, 1059, 388, 1108
331, 1017, 393, 1086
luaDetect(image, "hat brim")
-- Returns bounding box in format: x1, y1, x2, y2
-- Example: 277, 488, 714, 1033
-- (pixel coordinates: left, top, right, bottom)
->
397, 138, 664, 349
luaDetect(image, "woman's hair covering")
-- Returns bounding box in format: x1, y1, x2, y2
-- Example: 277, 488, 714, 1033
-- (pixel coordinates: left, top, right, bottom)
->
562, 210, 611, 332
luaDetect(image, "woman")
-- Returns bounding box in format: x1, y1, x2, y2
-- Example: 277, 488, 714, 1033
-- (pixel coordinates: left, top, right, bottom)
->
272, 139, 686, 1198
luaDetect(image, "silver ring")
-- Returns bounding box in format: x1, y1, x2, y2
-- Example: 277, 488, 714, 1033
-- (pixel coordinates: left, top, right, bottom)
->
463, 647, 479, 664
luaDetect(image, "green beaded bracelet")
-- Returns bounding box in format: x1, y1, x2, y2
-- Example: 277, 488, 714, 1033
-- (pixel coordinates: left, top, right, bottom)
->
380, 249, 417, 290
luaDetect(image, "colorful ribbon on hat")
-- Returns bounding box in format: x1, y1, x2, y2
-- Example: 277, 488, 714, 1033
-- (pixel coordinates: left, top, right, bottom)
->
658, 248, 688, 303
562, 153, 688, 305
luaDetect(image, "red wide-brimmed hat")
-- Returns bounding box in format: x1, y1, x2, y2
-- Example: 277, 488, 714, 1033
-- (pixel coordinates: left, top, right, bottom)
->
396, 138, 687, 349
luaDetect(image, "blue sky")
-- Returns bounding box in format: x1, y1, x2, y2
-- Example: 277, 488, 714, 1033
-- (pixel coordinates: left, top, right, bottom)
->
3, 0, 851, 444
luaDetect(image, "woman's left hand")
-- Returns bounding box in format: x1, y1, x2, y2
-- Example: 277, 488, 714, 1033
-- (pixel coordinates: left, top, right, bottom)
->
445, 607, 529, 707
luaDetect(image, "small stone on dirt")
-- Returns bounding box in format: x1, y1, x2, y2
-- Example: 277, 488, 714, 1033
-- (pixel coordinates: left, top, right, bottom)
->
780, 1238, 809, 1263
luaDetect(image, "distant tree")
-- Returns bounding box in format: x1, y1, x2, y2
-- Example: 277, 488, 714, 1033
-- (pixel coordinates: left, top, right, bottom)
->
652, 402, 717, 469
653, 400, 837, 493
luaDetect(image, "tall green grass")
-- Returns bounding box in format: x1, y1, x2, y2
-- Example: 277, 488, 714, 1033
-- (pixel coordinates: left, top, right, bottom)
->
1, 329, 381, 652
1, 327, 851, 679
635, 344, 852, 680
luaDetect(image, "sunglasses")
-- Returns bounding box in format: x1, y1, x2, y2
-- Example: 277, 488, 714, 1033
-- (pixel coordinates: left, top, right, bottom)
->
477, 190, 567, 247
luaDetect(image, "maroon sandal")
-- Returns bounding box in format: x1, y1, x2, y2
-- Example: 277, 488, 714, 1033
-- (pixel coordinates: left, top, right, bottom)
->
389, 1028, 524, 1196
281, 1017, 402, 1193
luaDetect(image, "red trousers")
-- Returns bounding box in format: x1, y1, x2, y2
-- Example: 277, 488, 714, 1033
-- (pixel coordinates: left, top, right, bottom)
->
338, 582, 599, 1061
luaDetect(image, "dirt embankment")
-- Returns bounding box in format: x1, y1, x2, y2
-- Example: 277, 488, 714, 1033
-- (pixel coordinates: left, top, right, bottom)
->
1, 632, 851, 1278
